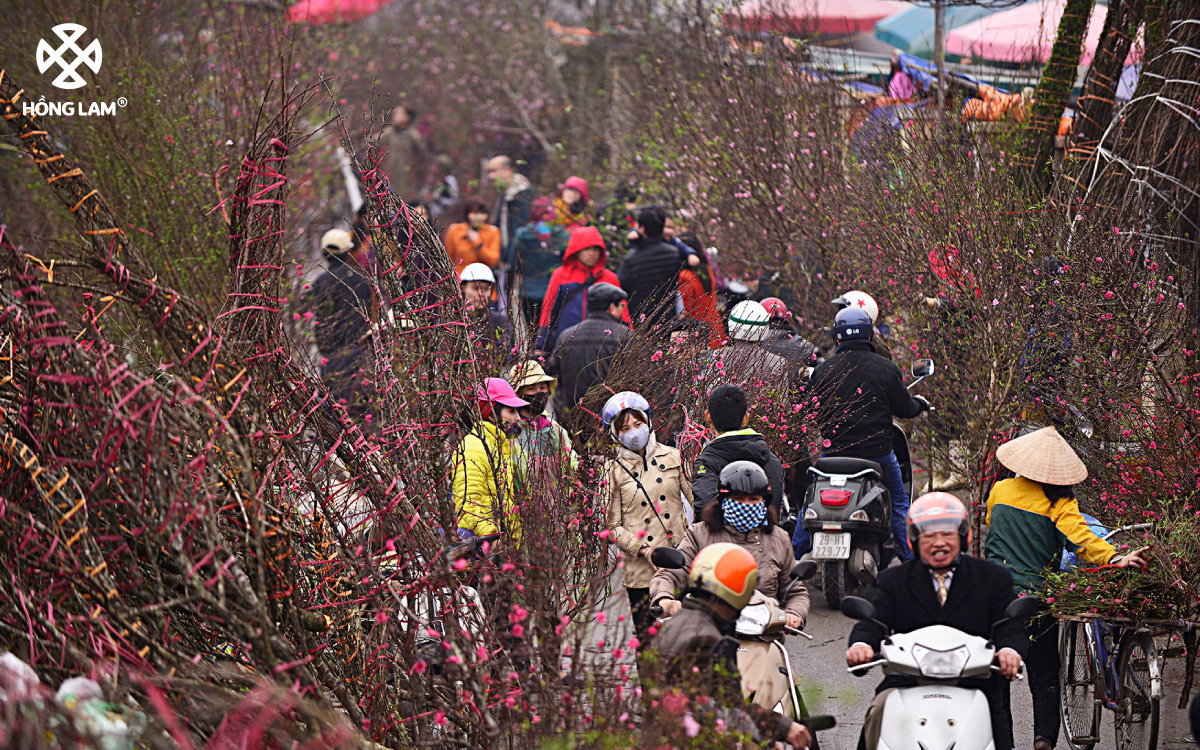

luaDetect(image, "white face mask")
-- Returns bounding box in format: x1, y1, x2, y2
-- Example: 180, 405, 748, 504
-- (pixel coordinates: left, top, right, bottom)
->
617, 424, 650, 452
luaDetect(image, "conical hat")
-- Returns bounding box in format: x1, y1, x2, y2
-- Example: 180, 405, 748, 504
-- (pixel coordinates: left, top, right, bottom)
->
995, 426, 1087, 485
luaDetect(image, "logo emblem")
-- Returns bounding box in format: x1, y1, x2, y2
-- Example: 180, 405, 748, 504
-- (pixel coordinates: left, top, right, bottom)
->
37, 24, 102, 90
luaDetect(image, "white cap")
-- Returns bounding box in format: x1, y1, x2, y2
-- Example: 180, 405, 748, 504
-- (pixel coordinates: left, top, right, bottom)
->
832, 290, 879, 324
320, 228, 354, 254
728, 300, 771, 342
459, 262, 496, 285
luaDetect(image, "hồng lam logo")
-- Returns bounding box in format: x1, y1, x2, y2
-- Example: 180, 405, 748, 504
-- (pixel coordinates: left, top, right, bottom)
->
36, 23, 102, 90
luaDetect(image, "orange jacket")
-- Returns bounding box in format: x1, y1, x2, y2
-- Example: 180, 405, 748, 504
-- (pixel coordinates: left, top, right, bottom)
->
443, 223, 501, 271
679, 268, 725, 348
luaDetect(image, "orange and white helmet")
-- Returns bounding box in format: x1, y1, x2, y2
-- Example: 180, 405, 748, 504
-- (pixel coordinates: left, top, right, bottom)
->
906, 492, 970, 552
687, 543, 759, 610
831, 290, 879, 324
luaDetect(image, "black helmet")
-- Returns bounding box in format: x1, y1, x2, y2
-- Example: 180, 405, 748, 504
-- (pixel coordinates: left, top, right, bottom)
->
832, 307, 873, 344
718, 460, 771, 498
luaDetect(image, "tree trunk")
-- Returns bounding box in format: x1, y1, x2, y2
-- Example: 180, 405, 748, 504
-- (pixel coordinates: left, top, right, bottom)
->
935, 0, 947, 122
1072, 0, 1143, 156
1025, 0, 1096, 189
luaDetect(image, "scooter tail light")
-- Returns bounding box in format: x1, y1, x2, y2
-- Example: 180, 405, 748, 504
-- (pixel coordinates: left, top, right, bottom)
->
820, 489, 853, 507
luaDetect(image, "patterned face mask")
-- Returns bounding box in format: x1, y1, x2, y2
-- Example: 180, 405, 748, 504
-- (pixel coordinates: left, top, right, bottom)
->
617, 424, 650, 452
722, 498, 767, 532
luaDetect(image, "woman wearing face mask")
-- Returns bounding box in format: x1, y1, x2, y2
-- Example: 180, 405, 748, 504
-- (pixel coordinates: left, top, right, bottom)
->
650, 460, 809, 631
507, 360, 579, 472
453, 378, 530, 542
601, 391, 693, 644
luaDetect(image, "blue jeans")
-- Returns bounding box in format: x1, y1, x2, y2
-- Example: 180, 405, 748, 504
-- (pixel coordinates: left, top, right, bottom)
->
792, 450, 912, 561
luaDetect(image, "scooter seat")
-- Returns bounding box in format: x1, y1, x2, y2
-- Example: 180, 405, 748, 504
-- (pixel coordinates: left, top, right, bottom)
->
814, 456, 883, 478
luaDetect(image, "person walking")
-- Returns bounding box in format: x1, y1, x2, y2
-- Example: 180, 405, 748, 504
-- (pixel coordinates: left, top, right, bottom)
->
985, 427, 1148, 750
617, 206, 684, 332
453, 379, 529, 541
507, 360, 578, 472
553, 176, 590, 229
546, 283, 632, 416
601, 391, 692, 643
443, 197, 502, 274
534, 226, 625, 355
504, 197, 569, 328
676, 232, 725, 348
310, 228, 374, 421
383, 105, 429, 201
485, 155, 534, 251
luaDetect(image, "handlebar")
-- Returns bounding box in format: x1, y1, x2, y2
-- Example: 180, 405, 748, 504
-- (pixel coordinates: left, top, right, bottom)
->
801, 715, 838, 732
649, 605, 664, 618
847, 657, 885, 676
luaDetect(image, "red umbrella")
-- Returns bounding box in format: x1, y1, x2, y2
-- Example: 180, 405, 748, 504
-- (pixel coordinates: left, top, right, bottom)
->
728, 0, 910, 37
287, 0, 395, 25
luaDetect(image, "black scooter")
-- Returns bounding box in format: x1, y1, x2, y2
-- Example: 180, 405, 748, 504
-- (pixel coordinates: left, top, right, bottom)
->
801, 358, 933, 608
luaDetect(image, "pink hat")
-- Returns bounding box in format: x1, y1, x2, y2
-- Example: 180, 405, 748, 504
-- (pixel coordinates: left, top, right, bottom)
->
477, 378, 529, 408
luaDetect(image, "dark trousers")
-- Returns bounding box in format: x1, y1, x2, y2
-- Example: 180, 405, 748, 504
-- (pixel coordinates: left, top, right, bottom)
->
626, 587, 654, 648
1001, 609, 1060, 746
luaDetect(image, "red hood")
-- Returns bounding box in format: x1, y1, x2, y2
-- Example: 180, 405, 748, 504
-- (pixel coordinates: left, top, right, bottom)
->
562, 175, 590, 204
563, 226, 607, 271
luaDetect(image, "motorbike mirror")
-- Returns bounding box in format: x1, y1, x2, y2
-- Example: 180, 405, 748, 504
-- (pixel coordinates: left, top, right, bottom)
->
792, 560, 818, 581
650, 546, 686, 570
1003, 596, 1041, 622
840, 596, 877, 621
911, 358, 935, 378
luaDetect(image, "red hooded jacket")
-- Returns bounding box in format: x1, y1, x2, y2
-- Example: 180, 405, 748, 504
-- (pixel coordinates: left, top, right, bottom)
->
535, 226, 628, 351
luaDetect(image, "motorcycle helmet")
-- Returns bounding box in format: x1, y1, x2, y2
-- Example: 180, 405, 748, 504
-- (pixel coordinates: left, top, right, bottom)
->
832, 307, 874, 344
718, 460, 771, 499
759, 297, 790, 320
831, 290, 879, 324
459, 262, 496, 285
601, 391, 651, 439
728, 300, 771, 342
687, 542, 759, 611
905, 492, 970, 552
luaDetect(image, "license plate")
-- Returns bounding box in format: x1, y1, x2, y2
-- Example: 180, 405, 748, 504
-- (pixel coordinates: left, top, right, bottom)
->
812, 532, 851, 560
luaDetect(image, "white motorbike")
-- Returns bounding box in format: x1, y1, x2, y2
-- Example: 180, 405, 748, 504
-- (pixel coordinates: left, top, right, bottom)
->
841, 594, 1040, 750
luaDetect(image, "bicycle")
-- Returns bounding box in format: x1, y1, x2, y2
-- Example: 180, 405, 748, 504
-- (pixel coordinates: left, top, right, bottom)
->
1058, 523, 1164, 750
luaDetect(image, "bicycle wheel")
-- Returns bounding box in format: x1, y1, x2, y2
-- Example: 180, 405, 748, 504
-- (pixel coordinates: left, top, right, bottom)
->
1114, 632, 1160, 750
1059, 620, 1100, 750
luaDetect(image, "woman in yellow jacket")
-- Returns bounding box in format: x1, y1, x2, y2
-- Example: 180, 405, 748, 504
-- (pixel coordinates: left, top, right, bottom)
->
453, 378, 529, 540
985, 426, 1147, 750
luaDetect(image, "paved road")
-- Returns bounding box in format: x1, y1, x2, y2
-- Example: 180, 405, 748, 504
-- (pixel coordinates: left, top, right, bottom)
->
789, 588, 1195, 750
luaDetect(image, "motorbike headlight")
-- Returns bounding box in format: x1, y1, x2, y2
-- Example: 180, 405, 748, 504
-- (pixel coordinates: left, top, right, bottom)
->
804, 508, 818, 520
735, 603, 770, 636
849, 510, 869, 521
910, 644, 970, 678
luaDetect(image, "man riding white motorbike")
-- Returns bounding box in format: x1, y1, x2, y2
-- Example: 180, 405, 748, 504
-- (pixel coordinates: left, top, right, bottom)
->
843, 492, 1031, 750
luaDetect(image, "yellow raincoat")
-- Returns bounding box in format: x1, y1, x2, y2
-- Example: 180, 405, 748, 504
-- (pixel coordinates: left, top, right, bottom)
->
452, 420, 524, 539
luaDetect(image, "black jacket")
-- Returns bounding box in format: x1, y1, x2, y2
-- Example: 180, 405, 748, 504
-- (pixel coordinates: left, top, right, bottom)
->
311, 253, 372, 361
617, 236, 683, 330
547, 311, 632, 411
848, 554, 1028, 686
692, 430, 785, 512
847, 555, 1028, 750
808, 340, 926, 458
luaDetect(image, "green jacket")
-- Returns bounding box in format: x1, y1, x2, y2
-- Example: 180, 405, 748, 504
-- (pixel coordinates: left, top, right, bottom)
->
985, 476, 1116, 594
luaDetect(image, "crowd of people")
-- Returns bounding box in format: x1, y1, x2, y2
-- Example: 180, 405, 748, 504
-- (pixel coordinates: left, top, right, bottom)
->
303, 126, 1166, 749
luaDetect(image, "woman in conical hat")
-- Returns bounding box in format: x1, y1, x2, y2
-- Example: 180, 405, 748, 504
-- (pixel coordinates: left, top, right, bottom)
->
984, 425, 1147, 750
